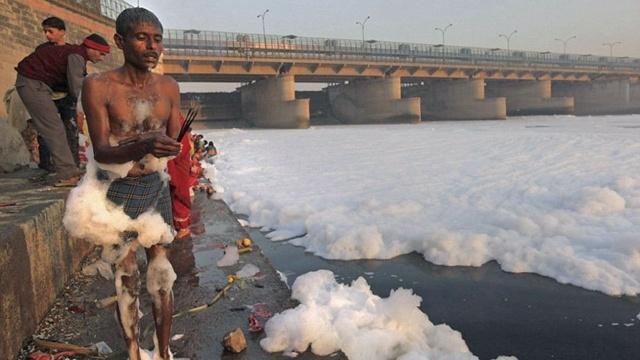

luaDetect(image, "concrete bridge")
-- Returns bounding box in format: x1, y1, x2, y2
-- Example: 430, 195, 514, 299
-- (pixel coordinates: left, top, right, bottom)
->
160, 30, 640, 128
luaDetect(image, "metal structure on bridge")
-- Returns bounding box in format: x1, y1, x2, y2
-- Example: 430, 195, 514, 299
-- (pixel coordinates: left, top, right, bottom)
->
91, 0, 640, 83
161, 29, 640, 83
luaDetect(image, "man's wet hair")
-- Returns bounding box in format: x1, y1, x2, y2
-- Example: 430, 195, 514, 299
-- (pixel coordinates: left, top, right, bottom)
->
42, 16, 66, 30
116, 7, 163, 37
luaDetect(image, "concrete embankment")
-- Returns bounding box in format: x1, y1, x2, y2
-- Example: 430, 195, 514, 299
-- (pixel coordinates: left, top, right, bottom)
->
0, 168, 92, 359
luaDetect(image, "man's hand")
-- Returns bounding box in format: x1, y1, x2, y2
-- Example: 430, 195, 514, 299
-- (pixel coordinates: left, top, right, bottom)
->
140, 131, 181, 158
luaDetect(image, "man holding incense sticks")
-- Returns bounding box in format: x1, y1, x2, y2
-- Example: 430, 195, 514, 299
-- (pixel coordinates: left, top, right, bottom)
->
81, 8, 180, 360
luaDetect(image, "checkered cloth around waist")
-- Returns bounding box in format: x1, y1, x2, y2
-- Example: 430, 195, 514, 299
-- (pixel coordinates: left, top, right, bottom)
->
105, 172, 172, 225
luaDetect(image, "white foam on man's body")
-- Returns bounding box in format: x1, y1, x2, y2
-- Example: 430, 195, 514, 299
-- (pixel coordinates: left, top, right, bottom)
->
63, 147, 174, 249
261, 270, 515, 360
203, 115, 640, 296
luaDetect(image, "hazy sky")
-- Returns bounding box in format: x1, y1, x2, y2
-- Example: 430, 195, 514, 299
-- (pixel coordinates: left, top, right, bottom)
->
136, 0, 640, 57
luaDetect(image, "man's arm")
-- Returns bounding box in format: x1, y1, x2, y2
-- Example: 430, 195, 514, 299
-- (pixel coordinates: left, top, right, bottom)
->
165, 76, 181, 140
67, 53, 86, 100
83, 74, 180, 164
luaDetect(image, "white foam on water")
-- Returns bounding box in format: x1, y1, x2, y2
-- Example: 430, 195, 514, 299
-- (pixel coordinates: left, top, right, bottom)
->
260, 270, 515, 360
202, 116, 640, 296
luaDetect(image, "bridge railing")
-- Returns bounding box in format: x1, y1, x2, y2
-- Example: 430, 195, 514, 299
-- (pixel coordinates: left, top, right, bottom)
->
163, 29, 640, 72
98, 0, 134, 20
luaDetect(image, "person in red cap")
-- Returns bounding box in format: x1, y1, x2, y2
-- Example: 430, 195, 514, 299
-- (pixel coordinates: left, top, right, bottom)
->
15, 33, 110, 186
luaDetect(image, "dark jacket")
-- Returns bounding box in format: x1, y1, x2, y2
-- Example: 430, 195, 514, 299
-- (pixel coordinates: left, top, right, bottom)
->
16, 44, 88, 94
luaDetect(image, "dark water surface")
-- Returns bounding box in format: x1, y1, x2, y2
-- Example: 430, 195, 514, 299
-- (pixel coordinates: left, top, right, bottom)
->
248, 228, 640, 360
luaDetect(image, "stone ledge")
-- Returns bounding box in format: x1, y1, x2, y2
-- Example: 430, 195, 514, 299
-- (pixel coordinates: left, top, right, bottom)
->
0, 169, 92, 359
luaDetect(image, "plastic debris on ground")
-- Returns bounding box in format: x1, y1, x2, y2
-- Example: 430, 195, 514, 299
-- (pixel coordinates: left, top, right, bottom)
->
66, 304, 85, 314
29, 351, 77, 360
236, 263, 260, 278
248, 303, 273, 333
216, 245, 239, 267
81, 259, 114, 280
276, 270, 290, 288
92, 341, 112, 355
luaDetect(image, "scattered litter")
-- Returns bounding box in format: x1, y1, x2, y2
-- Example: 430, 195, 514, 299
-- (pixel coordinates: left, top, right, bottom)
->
222, 328, 247, 353
611, 323, 619, 326
276, 270, 289, 288
248, 303, 273, 333
29, 351, 77, 360
236, 263, 260, 278
95, 295, 117, 309
282, 350, 299, 358
249, 303, 272, 318
81, 259, 114, 280
623, 323, 634, 327
172, 281, 235, 319
171, 334, 184, 341
237, 219, 249, 227
248, 313, 264, 332
236, 237, 252, 249
238, 247, 253, 255
216, 245, 239, 267
33, 339, 93, 355
92, 341, 112, 355
66, 304, 85, 314
597, 324, 603, 327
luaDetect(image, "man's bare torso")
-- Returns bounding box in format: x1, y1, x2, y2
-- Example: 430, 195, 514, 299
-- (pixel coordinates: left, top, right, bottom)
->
89, 69, 176, 176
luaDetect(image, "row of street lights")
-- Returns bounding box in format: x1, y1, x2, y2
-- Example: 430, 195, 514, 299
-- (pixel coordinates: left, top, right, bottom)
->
255, 10, 623, 56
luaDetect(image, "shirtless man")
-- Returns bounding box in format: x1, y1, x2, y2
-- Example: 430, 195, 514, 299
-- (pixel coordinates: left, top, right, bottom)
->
82, 8, 181, 360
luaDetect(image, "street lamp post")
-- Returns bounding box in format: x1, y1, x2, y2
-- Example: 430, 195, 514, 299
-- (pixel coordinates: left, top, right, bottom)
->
434, 23, 453, 46
257, 9, 269, 48
356, 16, 370, 47
602, 41, 622, 57
498, 30, 517, 53
434, 23, 452, 61
554, 35, 576, 54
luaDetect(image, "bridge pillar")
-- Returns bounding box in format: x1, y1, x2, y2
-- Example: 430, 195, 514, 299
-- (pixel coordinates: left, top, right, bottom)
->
485, 80, 574, 115
326, 77, 421, 124
238, 75, 310, 128
552, 79, 640, 115
403, 79, 506, 120
630, 79, 640, 108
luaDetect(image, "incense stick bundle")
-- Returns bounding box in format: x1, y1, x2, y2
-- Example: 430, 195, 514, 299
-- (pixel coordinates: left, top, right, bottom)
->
177, 107, 199, 142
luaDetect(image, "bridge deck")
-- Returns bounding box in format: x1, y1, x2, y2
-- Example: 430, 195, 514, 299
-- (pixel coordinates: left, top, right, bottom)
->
161, 29, 640, 82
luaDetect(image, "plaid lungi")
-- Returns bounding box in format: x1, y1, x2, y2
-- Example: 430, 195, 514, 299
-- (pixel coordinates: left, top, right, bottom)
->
105, 172, 172, 225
